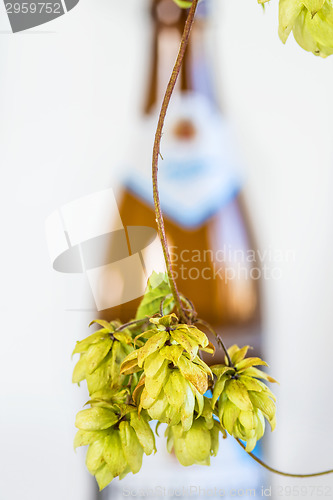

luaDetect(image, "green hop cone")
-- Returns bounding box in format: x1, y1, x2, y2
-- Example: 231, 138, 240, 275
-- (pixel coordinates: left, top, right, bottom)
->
72, 320, 134, 397
74, 401, 156, 490
211, 345, 277, 452
165, 398, 225, 466
173, 0, 193, 7
121, 314, 214, 431
279, 0, 333, 57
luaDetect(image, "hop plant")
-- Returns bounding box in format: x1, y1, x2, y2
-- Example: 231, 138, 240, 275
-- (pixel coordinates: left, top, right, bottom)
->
75, 398, 156, 490
165, 398, 225, 466
72, 274, 279, 489
211, 345, 277, 452
121, 314, 214, 431
72, 319, 135, 397
279, 0, 333, 57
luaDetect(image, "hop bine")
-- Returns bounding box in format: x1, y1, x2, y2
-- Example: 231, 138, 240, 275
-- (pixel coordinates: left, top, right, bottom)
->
120, 314, 215, 431
211, 344, 277, 452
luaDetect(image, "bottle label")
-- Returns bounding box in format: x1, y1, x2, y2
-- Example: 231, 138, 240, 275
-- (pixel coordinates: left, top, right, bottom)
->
124, 92, 242, 229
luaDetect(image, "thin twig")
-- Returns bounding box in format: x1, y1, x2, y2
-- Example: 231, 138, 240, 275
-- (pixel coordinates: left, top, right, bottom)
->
152, 0, 199, 323
180, 294, 198, 323
196, 318, 234, 368
216, 335, 234, 368
236, 439, 333, 478
159, 294, 174, 316
115, 318, 149, 332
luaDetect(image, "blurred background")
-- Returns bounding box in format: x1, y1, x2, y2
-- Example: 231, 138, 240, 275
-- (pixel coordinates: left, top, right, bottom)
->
1, 0, 333, 499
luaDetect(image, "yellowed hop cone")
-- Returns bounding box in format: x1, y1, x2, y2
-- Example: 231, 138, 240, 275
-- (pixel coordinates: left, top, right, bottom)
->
121, 314, 214, 431
212, 345, 277, 452
165, 398, 225, 466
173, 0, 193, 7
72, 320, 134, 397
75, 402, 156, 490
279, 0, 333, 57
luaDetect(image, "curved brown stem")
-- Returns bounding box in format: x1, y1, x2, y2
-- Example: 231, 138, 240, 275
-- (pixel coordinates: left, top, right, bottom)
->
115, 318, 150, 332
196, 318, 234, 368
152, 0, 199, 323
236, 439, 333, 478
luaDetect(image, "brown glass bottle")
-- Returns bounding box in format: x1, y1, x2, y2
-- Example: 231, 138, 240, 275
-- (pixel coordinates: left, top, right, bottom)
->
101, 0, 261, 351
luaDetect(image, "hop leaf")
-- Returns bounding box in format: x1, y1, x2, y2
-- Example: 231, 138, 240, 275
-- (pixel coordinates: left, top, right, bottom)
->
136, 272, 174, 319
211, 345, 277, 452
279, 0, 333, 57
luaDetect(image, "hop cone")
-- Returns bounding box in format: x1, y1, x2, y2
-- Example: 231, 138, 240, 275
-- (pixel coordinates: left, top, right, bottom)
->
165, 398, 225, 466
75, 398, 156, 490
121, 314, 214, 431
72, 320, 134, 397
279, 0, 333, 57
173, 0, 193, 7
212, 345, 277, 452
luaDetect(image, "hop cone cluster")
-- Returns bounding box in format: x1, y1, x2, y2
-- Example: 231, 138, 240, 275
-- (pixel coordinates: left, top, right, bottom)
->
121, 314, 214, 431
212, 345, 277, 452
165, 398, 225, 466
75, 398, 155, 490
72, 319, 148, 489
72, 273, 277, 490
279, 0, 333, 57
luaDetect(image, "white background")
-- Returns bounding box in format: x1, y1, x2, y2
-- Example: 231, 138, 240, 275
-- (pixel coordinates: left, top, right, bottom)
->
0, 0, 333, 499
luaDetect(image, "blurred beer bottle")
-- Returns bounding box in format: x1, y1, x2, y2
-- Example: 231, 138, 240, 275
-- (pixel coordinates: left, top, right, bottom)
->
102, 0, 261, 349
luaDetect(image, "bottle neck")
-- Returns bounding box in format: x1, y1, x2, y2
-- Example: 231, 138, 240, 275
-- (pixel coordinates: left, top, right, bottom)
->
144, 0, 217, 114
